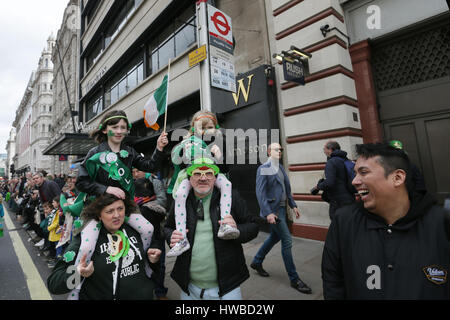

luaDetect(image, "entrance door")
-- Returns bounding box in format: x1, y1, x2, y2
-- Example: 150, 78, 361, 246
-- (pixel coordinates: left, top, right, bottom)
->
383, 112, 450, 203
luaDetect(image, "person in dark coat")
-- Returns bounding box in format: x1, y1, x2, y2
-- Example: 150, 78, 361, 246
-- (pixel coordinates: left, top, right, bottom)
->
32, 172, 61, 204
311, 141, 355, 220
164, 157, 259, 300
322, 142, 450, 299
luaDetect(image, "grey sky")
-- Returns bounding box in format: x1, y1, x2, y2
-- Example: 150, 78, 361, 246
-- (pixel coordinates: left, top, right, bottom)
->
0, 1, 69, 154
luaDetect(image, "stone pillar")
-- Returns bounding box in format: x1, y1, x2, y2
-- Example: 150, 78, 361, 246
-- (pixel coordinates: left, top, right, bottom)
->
349, 40, 383, 143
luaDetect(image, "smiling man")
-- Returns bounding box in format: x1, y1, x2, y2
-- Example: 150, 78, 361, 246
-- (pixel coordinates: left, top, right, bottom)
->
322, 142, 450, 299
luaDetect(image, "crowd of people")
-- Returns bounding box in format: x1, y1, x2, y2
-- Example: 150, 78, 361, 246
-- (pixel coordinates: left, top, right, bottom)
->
1, 107, 449, 300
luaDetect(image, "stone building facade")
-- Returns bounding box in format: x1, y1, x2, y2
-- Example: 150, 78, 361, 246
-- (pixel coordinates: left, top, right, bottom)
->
49, 0, 81, 174
29, 35, 55, 174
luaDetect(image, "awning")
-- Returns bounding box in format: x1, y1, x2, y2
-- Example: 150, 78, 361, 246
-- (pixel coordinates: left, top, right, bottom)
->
42, 133, 97, 156
42, 133, 143, 156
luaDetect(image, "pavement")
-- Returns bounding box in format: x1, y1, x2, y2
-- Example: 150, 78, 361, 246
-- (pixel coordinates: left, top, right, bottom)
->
163, 229, 325, 300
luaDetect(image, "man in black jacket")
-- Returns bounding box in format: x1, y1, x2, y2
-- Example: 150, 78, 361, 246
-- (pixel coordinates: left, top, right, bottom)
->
311, 141, 355, 220
32, 172, 61, 204
164, 157, 259, 300
322, 142, 450, 299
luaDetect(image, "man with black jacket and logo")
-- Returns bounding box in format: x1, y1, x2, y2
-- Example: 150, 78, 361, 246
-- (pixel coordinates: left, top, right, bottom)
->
311, 140, 355, 220
164, 157, 259, 300
322, 142, 450, 299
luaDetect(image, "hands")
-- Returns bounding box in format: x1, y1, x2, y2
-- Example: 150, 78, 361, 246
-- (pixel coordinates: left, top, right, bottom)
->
170, 229, 188, 248
106, 186, 126, 199
157, 132, 169, 151
293, 207, 301, 219
147, 248, 162, 264
266, 213, 277, 224
210, 145, 222, 161
77, 253, 94, 278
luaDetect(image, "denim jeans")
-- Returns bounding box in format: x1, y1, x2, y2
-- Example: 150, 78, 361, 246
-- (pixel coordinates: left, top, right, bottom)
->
252, 207, 299, 283
180, 283, 242, 300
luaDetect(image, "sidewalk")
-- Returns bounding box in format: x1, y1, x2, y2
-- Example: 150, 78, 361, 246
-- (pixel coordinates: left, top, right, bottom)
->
163, 230, 325, 300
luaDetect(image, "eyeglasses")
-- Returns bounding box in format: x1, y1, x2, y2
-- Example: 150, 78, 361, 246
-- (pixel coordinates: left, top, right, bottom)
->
192, 172, 215, 180
273, 148, 283, 152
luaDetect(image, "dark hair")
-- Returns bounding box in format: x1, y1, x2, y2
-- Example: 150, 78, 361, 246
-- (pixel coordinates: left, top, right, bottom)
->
90, 110, 130, 144
325, 141, 341, 151
356, 142, 413, 193
81, 193, 136, 221
42, 201, 53, 209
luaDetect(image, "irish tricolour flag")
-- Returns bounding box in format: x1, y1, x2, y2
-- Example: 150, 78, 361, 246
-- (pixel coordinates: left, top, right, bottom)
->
143, 75, 168, 130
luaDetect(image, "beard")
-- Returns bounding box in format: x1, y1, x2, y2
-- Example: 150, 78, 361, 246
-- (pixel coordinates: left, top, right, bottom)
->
193, 185, 213, 196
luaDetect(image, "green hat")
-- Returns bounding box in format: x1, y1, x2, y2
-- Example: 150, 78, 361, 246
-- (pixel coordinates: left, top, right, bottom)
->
389, 140, 403, 150
186, 157, 220, 177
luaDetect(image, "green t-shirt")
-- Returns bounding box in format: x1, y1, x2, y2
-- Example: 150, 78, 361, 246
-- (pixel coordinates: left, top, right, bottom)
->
189, 193, 218, 289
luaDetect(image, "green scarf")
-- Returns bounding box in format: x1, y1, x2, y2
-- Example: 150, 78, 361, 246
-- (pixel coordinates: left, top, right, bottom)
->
66, 150, 134, 219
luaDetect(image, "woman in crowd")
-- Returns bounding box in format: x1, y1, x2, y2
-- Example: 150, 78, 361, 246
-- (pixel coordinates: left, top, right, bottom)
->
47, 194, 161, 300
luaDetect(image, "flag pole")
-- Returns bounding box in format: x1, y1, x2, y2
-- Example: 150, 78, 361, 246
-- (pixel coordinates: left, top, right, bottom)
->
163, 59, 171, 133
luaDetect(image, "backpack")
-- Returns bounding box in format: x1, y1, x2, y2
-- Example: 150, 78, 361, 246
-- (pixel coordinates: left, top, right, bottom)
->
343, 159, 357, 195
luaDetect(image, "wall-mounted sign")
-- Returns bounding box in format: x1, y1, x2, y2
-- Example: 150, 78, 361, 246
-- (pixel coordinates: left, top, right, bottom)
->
59, 154, 68, 161
283, 59, 305, 85
207, 5, 236, 93
189, 45, 207, 68
84, 66, 108, 94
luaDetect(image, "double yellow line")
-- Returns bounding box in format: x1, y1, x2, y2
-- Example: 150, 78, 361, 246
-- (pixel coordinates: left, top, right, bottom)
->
3, 205, 52, 300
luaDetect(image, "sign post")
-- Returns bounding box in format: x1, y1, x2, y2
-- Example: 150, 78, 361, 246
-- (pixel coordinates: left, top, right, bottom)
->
196, 0, 212, 111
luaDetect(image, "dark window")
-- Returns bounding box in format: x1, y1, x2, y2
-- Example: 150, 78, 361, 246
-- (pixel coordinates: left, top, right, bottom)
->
86, 91, 104, 122
147, 6, 196, 75
104, 56, 144, 108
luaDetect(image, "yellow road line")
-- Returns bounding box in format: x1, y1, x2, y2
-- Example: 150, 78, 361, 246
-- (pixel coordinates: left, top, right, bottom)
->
3, 205, 52, 300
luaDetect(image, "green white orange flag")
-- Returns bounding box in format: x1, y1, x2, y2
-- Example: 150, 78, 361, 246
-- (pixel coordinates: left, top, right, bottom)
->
143, 75, 168, 130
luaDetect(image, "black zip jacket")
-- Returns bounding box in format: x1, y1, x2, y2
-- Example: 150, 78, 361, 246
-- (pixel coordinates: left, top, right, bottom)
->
164, 187, 259, 296
76, 142, 166, 197
322, 192, 450, 299
317, 150, 354, 205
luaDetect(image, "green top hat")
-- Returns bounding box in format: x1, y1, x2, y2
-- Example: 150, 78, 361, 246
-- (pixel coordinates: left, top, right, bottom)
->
186, 157, 220, 177
389, 140, 403, 150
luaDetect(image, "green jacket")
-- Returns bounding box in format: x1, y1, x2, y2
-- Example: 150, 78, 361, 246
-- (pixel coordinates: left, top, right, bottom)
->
47, 223, 157, 300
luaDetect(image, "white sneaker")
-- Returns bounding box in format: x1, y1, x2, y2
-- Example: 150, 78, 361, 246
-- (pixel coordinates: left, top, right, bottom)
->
217, 223, 240, 240
34, 239, 45, 247
166, 238, 190, 258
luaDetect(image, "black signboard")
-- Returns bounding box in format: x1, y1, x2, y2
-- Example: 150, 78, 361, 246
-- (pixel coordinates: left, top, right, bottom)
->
283, 59, 305, 85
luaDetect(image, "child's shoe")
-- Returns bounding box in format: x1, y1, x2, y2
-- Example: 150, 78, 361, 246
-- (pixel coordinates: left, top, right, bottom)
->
217, 223, 240, 240
166, 238, 190, 257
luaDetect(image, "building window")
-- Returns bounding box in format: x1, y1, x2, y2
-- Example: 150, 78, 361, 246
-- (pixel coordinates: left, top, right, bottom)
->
85, 91, 104, 122
148, 7, 196, 74
105, 57, 144, 107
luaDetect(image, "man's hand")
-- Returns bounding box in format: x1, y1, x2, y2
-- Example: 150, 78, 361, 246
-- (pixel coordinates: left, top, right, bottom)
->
157, 132, 169, 151
266, 213, 277, 224
170, 229, 188, 248
219, 214, 237, 228
147, 248, 162, 264
293, 207, 301, 219
106, 186, 125, 199
77, 253, 94, 278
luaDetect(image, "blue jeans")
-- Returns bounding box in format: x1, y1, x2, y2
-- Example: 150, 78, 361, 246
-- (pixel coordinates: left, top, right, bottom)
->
180, 283, 242, 300
252, 207, 299, 283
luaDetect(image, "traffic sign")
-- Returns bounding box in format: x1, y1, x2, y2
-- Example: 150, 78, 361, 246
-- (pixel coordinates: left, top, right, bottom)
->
207, 5, 236, 93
